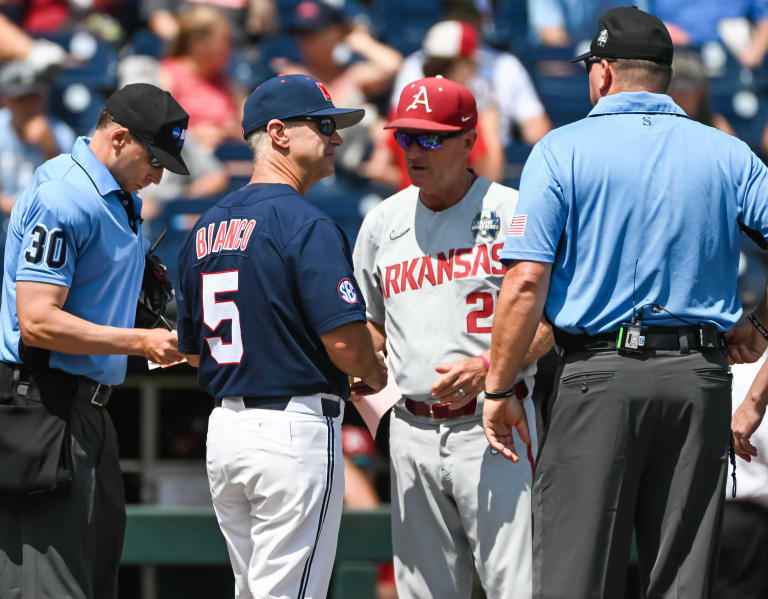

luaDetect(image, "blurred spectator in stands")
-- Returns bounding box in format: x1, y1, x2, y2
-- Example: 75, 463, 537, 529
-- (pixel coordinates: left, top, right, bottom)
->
270, 0, 402, 172
652, 0, 768, 68
273, 1, 401, 110
342, 425, 380, 508
0, 59, 75, 214
142, 0, 275, 43
140, 133, 230, 222
715, 352, 768, 599
0, 13, 66, 67
158, 5, 245, 149
528, 0, 648, 47
668, 50, 734, 135
392, 19, 551, 148
341, 425, 397, 599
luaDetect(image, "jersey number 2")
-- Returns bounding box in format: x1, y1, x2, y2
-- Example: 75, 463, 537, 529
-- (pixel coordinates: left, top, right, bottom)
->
202, 271, 243, 364
466, 291, 494, 333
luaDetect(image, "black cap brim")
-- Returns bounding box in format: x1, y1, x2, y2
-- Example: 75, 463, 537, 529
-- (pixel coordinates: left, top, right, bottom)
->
148, 144, 189, 175
305, 106, 365, 129
570, 51, 593, 63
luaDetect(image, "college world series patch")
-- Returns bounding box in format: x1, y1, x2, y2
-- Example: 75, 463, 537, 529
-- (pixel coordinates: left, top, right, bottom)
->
471, 208, 501, 240
337, 278, 358, 304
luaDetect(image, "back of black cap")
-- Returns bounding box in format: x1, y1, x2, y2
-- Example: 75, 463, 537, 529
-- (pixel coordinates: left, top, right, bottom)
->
572, 6, 673, 65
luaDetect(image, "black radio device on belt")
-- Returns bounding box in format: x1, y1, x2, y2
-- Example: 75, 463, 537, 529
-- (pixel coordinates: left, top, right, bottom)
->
617, 320, 646, 353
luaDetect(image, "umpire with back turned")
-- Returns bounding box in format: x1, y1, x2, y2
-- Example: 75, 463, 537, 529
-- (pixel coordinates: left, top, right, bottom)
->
0, 83, 187, 599
483, 7, 768, 599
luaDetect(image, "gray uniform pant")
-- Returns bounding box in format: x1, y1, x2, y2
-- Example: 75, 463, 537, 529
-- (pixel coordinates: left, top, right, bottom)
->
390, 395, 536, 599
533, 349, 731, 599
0, 370, 125, 599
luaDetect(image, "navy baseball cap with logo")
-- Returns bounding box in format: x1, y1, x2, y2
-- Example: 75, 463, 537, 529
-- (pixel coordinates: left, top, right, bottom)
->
571, 6, 673, 65
285, 0, 345, 34
105, 83, 190, 175
242, 74, 364, 138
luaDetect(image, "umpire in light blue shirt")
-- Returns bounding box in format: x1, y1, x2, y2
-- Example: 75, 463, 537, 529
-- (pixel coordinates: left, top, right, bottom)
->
0, 84, 187, 599
482, 7, 768, 599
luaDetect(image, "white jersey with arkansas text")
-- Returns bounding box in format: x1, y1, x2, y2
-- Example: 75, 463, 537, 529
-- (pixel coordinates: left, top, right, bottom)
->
353, 174, 535, 403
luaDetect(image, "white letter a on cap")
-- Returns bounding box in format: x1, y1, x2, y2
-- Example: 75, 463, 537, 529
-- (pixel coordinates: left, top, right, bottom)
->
406, 86, 432, 113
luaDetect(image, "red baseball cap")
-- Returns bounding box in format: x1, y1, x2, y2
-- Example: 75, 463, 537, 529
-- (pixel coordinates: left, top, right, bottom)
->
385, 76, 478, 132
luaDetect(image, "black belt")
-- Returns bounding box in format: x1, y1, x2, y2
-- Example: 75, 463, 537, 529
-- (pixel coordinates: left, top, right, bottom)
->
559, 324, 724, 354
0, 361, 112, 407
214, 396, 341, 418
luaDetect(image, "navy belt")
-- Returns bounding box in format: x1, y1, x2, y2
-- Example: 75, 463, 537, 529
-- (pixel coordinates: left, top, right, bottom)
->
214, 396, 341, 418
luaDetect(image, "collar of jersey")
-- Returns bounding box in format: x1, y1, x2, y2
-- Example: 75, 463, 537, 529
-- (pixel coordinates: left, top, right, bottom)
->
588, 92, 688, 118
71, 136, 123, 199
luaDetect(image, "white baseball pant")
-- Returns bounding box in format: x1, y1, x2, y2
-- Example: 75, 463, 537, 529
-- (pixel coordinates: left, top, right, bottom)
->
206, 395, 344, 599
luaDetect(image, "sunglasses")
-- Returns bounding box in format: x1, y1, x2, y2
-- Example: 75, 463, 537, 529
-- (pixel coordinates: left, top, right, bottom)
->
585, 57, 616, 73
285, 115, 337, 136
138, 139, 162, 168
394, 129, 465, 151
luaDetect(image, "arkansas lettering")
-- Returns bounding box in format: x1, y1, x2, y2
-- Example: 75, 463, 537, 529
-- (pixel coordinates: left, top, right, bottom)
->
196, 219, 257, 259
382, 243, 506, 298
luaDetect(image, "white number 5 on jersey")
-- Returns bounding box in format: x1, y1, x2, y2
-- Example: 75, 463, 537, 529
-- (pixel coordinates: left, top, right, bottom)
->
202, 270, 244, 364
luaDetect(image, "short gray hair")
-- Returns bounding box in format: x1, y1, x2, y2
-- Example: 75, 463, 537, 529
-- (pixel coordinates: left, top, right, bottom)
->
612, 58, 673, 93
245, 120, 300, 163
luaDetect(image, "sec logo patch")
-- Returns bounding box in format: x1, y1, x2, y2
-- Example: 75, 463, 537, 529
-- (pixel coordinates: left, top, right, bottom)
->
337, 278, 358, 304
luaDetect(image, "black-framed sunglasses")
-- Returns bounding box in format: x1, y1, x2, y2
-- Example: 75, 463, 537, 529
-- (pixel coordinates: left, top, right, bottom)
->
394, 129, 465, 151
138, 140, 162, 168
585, 57, 617, 73
285, 115, 337, 136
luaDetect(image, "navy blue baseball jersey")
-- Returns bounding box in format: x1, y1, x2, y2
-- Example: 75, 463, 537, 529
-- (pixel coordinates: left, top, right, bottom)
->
176, 183, 366, 399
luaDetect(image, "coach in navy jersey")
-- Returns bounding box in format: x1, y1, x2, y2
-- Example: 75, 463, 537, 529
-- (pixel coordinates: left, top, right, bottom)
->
176, 74, 387, 599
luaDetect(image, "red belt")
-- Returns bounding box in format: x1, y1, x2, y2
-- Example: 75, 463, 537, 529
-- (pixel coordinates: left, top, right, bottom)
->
404, 380, 529, 420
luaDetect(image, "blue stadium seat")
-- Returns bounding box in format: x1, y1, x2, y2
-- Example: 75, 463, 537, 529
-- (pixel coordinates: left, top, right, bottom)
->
486, 0, 529, 53
129, 29, 166, 58
43, 31, 118, 89
517, 45, 592, 127
229, 48, 275, 92
368, 0, 442, 56
214, 143, 252, 191
504, 142, 532, 190
711, 89, 768, 152
148, 197, 222, 290
48, 84, 106, 136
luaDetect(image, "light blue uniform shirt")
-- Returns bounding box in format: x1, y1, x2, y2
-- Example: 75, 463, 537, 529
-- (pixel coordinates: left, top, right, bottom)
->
500, 92, 768, 334
0, 137, 146, 384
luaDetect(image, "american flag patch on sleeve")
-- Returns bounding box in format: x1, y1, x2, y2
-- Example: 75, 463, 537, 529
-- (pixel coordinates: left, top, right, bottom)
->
507, 215, 527, 236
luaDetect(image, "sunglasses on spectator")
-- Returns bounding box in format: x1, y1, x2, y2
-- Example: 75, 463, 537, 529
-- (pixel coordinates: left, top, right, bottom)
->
393, 129, 465, 151
285, 115, 337, 136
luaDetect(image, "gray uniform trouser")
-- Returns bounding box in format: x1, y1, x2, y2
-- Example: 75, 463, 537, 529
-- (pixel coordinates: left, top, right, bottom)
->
533, 349, 731, 599
0, 370, 125, 599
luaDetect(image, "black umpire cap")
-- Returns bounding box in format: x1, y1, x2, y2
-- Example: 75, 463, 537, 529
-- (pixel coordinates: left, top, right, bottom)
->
571, 6, 673, 65
105, 83, 190, 175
